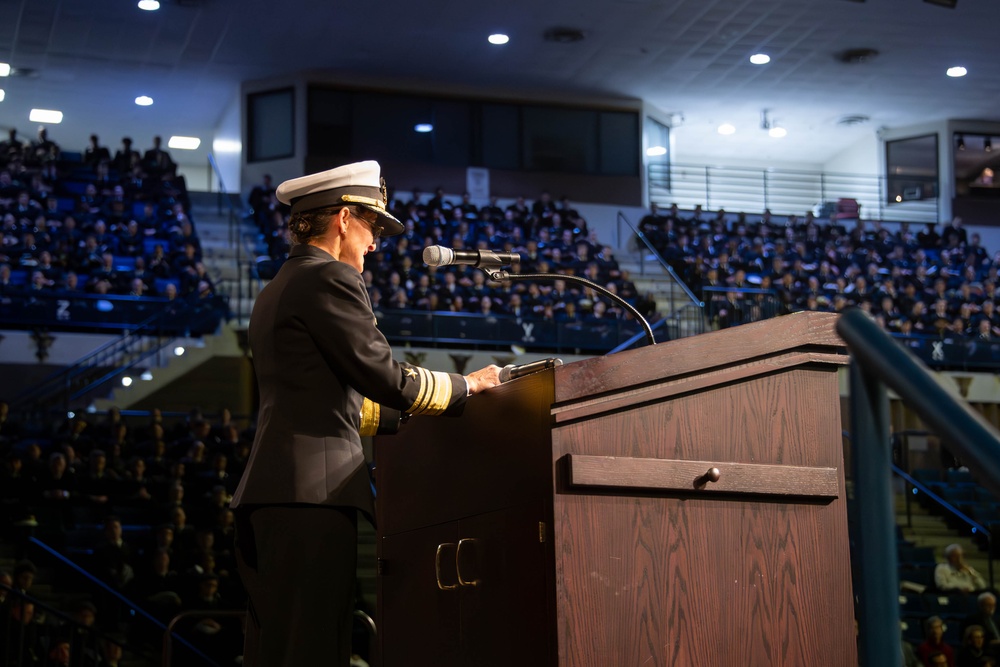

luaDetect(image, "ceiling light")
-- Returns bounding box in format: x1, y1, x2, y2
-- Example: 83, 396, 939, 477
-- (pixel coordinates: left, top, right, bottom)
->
135, 95, 153, 106
174, 346, 185, 356
213, 139, 242, 153
0, 63, 9, 77
137, 0, 160, 10
168, 136, 201, 150
414, 123, 433, 133
986, 138, 993, 153
488, 34, 509, 45
646, 146, 667, 157
749, 53, 770, 65
768, 126, 787, 138
140, 370, 153, 381
121, 376, 133, 387
718, 123, 736, 135
946, 66, 967, 78
0, 90, 5, 103
29, 109, 63, 123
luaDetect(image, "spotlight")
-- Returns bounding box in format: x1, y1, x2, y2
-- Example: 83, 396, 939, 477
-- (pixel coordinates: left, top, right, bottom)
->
174, 346, 185, 356
957, 135, 966, 151
986, 137, 993, 153
121, 376, 133, 387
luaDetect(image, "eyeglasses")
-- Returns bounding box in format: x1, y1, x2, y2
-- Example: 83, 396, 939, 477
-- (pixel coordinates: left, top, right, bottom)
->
350, 208, 383, 242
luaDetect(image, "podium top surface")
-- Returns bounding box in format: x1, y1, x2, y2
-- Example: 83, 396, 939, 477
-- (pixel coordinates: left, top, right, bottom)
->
554, 311, 845, 404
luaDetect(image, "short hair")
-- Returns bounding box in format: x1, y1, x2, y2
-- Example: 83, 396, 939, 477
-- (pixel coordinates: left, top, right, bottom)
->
924, 615, 944, 634
978, 592, 996, 605
964, 624, 985, 642
944, 543, 962, 557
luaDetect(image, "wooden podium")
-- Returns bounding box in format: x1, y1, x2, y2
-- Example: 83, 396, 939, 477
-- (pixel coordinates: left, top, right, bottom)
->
375, 311, 857, 666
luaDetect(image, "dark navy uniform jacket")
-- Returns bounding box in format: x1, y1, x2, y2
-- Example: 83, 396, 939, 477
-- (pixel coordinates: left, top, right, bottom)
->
231, 243, 467, 517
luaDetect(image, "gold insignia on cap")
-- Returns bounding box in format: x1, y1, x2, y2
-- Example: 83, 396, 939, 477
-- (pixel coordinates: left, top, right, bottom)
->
380, 176, 388, 207
404, 367, 418, 379
406, 367, 453, 416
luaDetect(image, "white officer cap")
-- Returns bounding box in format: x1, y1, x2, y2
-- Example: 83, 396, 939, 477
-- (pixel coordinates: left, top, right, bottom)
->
275, 160, 403, 236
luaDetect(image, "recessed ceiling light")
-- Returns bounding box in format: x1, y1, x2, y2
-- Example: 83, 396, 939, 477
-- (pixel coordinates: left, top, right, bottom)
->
213, 139, 242, 153
29, 109, 63, 123
414, 123, 433, 133
718, 123, 736, 135
140, 370, 153, 381
0, 63, 9, 77
168, 136, 201, 150
137, 0, 160, 10
768, 126, 787, 138
135, 95, 154, 106
646, 146, 667, 157
0, 90, 5, 103
946, 66, 967, 78
488, 34, 509, 45
750, 53, 771, 65
121, 376, 133, 387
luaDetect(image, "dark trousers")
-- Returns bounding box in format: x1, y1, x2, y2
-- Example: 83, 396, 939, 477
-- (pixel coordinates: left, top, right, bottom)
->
235, 505, 357, 667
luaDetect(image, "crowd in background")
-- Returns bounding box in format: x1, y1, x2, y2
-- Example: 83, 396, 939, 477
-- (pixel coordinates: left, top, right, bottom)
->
250, 178, 659, 324
0, 404, 248, 665
638, 202, 1000, 339
0, 127, 214, 303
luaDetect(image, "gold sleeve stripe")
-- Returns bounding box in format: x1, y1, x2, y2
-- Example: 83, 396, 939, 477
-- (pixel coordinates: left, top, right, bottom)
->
406, 367, 454, 416
359, 398, 381, 436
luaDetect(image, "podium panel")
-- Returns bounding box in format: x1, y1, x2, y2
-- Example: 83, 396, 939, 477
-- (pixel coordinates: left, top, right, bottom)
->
376, 312, 856, 667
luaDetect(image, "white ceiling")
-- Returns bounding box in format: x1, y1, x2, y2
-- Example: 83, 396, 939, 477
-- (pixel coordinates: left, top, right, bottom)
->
0, 0, 996, 171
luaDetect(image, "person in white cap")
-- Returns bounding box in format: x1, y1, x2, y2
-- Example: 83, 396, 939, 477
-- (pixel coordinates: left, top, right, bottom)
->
231, 161, 502, 666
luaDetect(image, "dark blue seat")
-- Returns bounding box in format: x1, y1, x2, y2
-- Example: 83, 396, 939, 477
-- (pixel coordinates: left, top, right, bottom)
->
912, 468, 943, 484
945, 469, 974, 485
899, 545, 936, 567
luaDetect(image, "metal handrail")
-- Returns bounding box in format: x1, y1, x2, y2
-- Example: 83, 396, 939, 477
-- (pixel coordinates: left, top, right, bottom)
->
162, 610, 246, 667
207, 153, 248, 325
615, 210, 704, 307
27, 537, 217, 666
0, 582, 155, 665
891, 464, 994, 590
837, 306, 1000, 667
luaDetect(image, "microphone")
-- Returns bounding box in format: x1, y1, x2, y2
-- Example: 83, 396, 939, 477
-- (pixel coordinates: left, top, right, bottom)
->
499, 358, 563, 383
423, 245, 520, 268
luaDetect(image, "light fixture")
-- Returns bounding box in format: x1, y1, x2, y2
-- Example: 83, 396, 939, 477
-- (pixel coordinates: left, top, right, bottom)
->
168, 136, 201, 150
121, 376, 133, 387
946, 66, 967, 78
896, 195, 903, 202
718, 123, 736, 135
0, 90, 5, 103
135, 95, 153, 106
957, 135, 966, 151
137, 0, 160, 10
174, 346, 185, 356
140, 370, 153, 381
29, 109, 63, 123
986, 137, 993, 153
760, 109, 785, 137
414, 123, 433, 133
0, 63, 9, 77
646, 146, 667, 157
212, 139, 242, 153
749, 53, 770, 65
488, 34, 509, 45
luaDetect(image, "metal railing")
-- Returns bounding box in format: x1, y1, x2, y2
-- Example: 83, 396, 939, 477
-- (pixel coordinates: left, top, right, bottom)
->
837, 307, 1000, 667
207, 154, 251, 325
650, 162, 941, 224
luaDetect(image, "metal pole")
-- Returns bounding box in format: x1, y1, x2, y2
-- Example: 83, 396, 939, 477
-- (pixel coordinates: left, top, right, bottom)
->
849, 359, 902, 667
